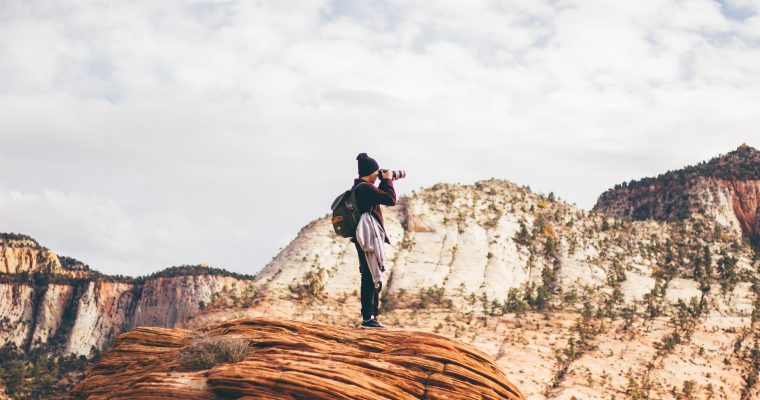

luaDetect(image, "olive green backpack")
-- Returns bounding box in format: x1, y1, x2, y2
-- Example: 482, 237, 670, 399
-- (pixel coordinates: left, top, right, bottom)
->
330, 182, 369, 238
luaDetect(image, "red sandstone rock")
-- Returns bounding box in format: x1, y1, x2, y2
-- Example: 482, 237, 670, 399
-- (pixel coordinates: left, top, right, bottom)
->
728, 179, 760, 245
593, 145, 760, 248
70, 318, 525, 400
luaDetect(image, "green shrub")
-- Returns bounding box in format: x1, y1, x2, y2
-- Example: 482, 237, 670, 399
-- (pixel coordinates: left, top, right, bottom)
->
504, 288, 527, 313
0, 343, 92, 399
682, 380, 696, 397
380, 288, 407, 313
658, 332, 682, 351
288, 268, 325, 300
417, 285, 452, 309
513, 222, 531, 245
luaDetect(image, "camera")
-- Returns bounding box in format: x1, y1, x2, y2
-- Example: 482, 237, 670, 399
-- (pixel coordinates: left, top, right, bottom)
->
379, 169, 406, 180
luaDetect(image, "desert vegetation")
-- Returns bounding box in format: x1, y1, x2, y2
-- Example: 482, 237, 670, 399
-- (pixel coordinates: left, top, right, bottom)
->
0, 342, 99, 399
178, 334, 251, 371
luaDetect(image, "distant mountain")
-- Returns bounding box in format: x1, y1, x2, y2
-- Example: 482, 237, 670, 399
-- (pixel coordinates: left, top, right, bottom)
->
2, 146, 760, 399
0, 232, 91, 278
0, 235, 257, 399
594, 144, 760, 247
625, 144, 760, 184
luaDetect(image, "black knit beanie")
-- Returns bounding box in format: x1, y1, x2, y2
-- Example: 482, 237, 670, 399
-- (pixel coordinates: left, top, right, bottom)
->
357, 153, 380, 177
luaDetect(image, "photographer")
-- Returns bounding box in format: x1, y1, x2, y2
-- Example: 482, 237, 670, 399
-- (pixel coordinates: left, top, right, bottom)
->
352, 153, 397, 328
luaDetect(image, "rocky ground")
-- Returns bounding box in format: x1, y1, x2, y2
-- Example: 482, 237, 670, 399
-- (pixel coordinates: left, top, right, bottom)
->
192, 295, 759, 400
192, 174, 760, 399
70, 318, 524, 400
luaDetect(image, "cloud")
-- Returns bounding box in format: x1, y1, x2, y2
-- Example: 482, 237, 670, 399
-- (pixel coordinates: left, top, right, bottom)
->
0, 188, 275, 276
1, 0, 759, 275
0, 190, 167, 273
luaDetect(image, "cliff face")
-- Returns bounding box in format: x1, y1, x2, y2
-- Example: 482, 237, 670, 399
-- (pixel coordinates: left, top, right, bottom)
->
593, 176, 760, 244
726, 179, 760, 246
0, 284, 34, 349
1, 239, 61, 275
71, 318, 525, 400
131, 275, 246, 328
30, 284, 75, 349
0, 234, 90, 277
594, 145, 760, 247
0, 281, 138, 355
64, 281, 136, 355
0, 238, 256, 357
0, 275, 256, 356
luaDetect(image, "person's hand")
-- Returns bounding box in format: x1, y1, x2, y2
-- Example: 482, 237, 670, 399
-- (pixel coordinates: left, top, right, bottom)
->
381, 170, 393, 180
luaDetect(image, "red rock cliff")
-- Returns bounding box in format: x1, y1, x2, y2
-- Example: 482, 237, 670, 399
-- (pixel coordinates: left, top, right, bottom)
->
593, 145, 760, 247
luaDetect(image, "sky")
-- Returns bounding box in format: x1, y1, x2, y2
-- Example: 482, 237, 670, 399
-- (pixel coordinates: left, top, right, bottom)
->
1, 0, 760, 277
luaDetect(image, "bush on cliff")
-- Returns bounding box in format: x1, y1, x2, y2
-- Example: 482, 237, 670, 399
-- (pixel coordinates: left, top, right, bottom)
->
0, 343, 92, 399
178, 335, 251, 371
0, 233, 39, 246
136, 264, 257, 283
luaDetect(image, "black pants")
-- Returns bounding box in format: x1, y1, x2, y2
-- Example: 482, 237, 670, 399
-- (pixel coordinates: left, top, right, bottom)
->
354, 242, 381, 321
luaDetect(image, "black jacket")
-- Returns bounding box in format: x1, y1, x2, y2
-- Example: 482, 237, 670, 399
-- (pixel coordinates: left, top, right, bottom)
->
351, 177, 396, 244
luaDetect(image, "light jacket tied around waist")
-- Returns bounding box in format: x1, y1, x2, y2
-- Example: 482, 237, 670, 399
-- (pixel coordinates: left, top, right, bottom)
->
355, 212, 386, 287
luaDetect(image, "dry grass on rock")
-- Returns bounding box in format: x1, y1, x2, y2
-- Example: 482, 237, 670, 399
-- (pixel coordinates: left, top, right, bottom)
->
177, 334, 251, 371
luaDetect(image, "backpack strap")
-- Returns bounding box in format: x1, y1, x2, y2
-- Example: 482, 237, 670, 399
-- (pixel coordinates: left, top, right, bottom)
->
352, 181, 372, 210
352, 181, 371, 197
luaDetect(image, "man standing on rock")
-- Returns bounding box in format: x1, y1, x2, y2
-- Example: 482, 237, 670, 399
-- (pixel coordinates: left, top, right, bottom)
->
352, 153, 396, 329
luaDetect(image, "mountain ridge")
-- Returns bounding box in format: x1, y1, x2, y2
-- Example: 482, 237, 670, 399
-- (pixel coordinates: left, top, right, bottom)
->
622, 144, 760, 186
2, 145, 760, 399
594, 144, 760, 248
1, 232, 255, 282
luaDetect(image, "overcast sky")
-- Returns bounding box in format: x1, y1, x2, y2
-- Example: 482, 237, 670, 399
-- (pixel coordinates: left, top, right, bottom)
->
1, 0, 759, 277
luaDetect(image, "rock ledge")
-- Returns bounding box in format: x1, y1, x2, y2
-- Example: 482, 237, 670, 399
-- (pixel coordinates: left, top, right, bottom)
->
70, 317, 525, 400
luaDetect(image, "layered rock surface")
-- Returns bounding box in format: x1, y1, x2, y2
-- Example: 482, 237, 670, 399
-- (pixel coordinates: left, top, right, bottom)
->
71, 318, 525, 400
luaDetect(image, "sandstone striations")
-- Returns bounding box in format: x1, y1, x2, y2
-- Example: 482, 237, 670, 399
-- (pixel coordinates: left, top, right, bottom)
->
71, 318, 525, 400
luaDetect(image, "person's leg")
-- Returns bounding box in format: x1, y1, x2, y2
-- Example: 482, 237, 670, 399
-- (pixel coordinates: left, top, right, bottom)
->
360, 271, 375, 321
355, 242, 373, 321
372, 281, 382, 319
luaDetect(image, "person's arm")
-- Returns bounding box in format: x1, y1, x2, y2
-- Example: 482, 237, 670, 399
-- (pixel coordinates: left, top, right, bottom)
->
359, 179, 396, 206
377, 178, 396, 205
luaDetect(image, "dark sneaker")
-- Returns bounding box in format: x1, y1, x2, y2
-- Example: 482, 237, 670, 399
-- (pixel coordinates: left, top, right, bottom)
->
372, 315, 387, 328
360, 319, 383, 329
